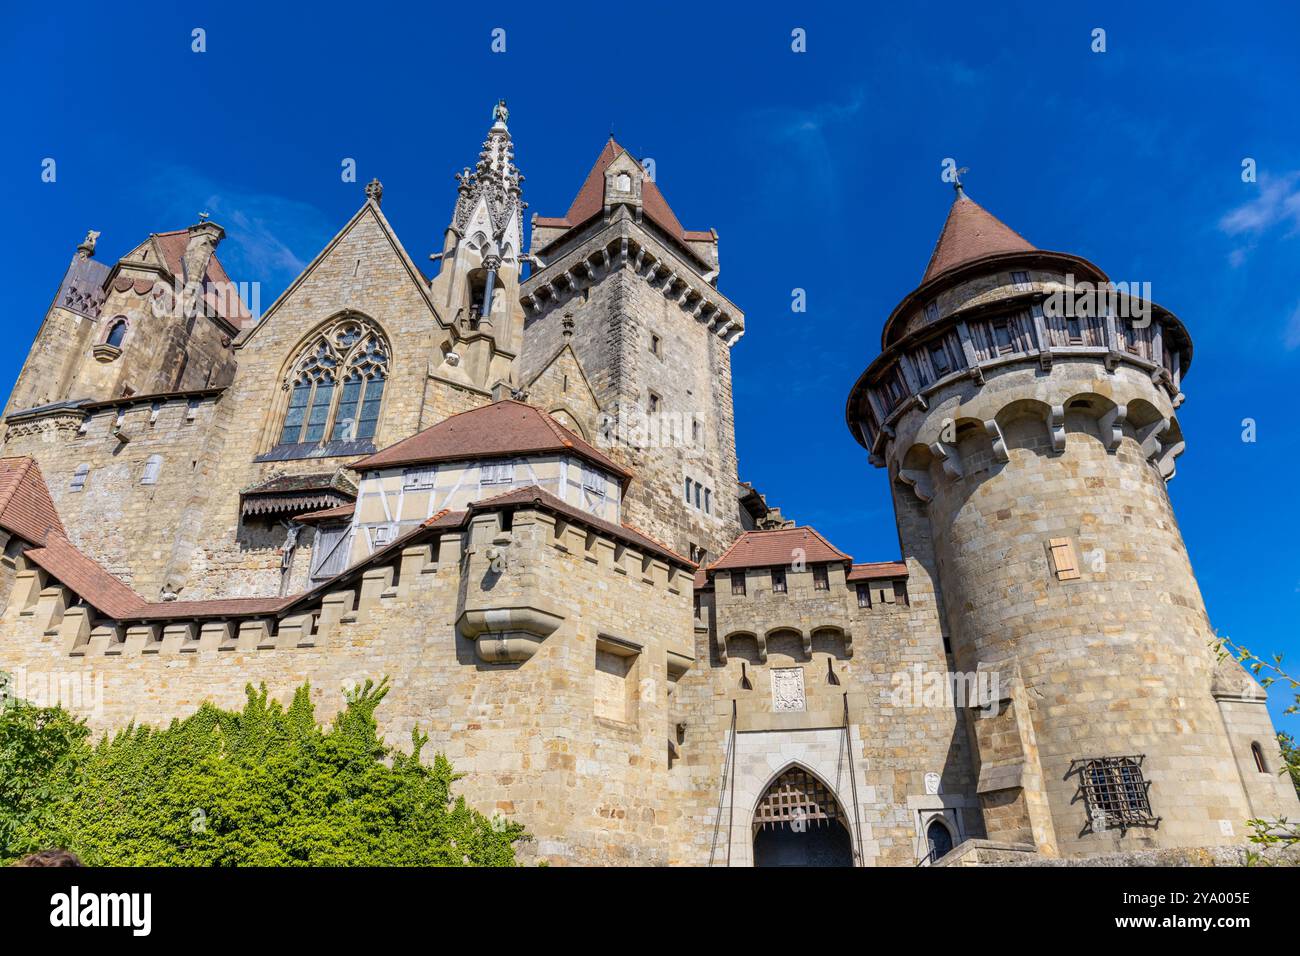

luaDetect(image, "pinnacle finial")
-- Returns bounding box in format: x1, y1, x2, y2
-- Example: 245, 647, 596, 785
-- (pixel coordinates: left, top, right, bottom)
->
953, 166, 970, 199
365, 178, 384, 206
198, 210, 210, 223
76, 229, 99, 259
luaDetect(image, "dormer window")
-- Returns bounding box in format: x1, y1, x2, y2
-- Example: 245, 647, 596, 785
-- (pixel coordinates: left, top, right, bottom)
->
1011, 271, 1031, 291
924, 301, 940, 323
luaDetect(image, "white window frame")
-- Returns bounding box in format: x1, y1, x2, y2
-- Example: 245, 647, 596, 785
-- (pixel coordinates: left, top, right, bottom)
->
403, 466, 437, 491
141, 455, 163, 485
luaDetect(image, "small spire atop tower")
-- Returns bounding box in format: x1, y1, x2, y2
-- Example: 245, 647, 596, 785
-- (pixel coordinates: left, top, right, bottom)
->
952, 165, 970, 199
76, 229, 99, 259
365, 178, 384, 206
450, 101, 526, 238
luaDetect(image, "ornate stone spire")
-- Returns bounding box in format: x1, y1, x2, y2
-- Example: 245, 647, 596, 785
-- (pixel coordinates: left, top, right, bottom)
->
451, 101, 526, 241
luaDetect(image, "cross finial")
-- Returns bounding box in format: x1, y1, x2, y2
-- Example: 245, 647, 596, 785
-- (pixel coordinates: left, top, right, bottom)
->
953, 166, 969, 198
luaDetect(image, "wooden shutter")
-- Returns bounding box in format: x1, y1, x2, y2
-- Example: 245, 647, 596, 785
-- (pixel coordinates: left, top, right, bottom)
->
1049, 538, 1081, 580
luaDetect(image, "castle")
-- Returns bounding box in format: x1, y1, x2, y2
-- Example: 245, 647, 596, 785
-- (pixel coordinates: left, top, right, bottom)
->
0, 104, 1294, 866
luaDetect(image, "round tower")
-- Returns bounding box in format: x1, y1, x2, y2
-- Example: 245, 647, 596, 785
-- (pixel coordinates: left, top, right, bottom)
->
845, 185, 1258, 856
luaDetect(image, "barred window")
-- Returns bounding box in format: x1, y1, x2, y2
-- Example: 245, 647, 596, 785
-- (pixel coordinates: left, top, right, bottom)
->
1073, 755, 1158, 828
731, 571, 746, 596
813, 566, 829, 590
771, 568, 787, 593
278, 316, 389, 447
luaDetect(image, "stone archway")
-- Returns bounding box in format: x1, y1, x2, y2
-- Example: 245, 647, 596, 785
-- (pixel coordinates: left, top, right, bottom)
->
751, 766, 853, 867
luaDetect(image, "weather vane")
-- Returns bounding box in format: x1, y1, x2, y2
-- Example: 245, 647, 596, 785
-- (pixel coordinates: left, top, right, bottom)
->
953, 166, 969, 197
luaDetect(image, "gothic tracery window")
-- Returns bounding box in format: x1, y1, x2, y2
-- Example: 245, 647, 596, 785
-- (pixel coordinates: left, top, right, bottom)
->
278, 318, 389, 447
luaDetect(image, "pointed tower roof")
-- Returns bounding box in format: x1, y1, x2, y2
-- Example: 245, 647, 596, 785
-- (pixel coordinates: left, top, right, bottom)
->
920, 190, 1036, 284
536, 138, 713, 245
450, 101, 526, 244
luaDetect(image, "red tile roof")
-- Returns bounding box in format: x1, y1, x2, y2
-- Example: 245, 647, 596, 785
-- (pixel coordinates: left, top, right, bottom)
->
847, 561, 909, 581
24, 533, 147, 619
296, 502, 355, 525
351, 400, 631, 482
709, 527, 851, 571
135, 596, 294, 621
539, 138, 710, 251
921, 193, 1035, 284
0, 457, 65, 546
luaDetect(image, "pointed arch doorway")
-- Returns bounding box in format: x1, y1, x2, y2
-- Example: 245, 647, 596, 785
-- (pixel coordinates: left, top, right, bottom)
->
752, 766, 854, 867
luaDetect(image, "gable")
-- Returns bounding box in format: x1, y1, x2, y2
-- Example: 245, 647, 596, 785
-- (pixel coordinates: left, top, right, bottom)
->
524, 344, 603, 442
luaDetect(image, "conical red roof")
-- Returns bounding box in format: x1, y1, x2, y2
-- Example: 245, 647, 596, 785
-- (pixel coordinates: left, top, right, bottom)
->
921, 192, 1035, 284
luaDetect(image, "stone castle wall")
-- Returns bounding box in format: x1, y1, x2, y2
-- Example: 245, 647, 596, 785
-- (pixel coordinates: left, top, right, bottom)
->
0, 502, 692, 866
886, 359, 1273, 854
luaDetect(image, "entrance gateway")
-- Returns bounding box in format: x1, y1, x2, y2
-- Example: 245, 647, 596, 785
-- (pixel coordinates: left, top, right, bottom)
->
751, 766, 853, 867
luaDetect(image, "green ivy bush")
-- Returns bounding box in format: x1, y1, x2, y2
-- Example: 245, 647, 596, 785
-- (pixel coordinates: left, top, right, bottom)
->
0, 676, 524, 866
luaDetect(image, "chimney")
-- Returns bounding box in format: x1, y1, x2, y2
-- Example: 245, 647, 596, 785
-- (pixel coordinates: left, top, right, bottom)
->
180, 218, 225, 318
182, 219, 225, 285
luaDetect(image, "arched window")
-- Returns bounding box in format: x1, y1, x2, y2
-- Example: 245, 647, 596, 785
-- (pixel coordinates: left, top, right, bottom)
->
278, 317, 389, 447
106, 318, 128, 348
1252, 741, 1268, 774
926, 819, 954, 861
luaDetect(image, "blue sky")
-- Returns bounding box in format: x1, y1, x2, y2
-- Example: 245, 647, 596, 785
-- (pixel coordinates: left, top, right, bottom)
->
2, 2, 1299, 726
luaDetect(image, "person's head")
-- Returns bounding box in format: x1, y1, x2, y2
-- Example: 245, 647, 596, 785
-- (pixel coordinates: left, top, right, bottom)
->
12, 849, 83, 867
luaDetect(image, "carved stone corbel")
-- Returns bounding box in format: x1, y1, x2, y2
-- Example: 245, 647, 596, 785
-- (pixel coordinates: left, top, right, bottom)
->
898, 468, 934, 503
1048, 405, 1066, 452
1098, 403, 1127, 451
1156, 440, 1184, 480
929, 441, 963, 480
1138, 417, 1171, 461
984, 419, 1009, 463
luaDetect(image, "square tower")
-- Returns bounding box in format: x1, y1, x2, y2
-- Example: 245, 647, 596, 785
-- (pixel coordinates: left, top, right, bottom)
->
519, 139, 745, 561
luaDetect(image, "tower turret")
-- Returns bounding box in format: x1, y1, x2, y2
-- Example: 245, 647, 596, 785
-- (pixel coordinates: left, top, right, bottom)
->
428, 100, 527, 393
845, 186, 1299, 856
517, 135, 745, 561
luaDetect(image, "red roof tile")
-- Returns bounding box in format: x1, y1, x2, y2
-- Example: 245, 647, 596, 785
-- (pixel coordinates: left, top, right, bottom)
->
0, 457, 65, 546
709, 527, 852, 571
847, 561, 909, 581
24, 533, 147, 619
134, 596, 294, 621
542, 138, 707, 250
921, 193, 1035, 284
296, 503, 355, 525
351, 400, 631, 482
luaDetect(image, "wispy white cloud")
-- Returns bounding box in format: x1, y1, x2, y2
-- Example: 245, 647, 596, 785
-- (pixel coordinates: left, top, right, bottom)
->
138, 166, 335, 296
1219, 171, 1300, 238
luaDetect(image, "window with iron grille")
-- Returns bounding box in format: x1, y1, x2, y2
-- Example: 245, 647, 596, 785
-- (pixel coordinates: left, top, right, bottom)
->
731, 571, 746, 596
1071, 755, 1158, 829
813, 566, 829, 590
771, 568, 787, 593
